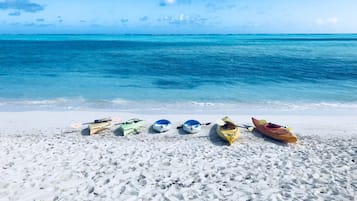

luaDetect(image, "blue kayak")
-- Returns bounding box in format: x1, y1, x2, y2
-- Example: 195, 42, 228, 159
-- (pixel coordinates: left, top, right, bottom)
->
183, 119, 201, 134
152, 119, 172, 133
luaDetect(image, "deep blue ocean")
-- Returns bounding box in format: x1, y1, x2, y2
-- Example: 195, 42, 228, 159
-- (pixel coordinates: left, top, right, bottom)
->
0, 34, 357, 113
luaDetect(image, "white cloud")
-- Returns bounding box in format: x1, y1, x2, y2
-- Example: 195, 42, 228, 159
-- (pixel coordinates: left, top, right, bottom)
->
160, 0, 176, 6
0, 0, 44, 13
165, 0, 175, 4
159, 14, 207, 25
315, 17, 338, 25
179, 13, 185, 21
159, 0, 192, 6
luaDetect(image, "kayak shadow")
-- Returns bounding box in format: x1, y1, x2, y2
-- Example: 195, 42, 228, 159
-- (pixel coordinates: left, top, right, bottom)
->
250, 129, 288, 146
148, 125, 160, 134
113, 128, 123, 136
81, 128, 90, 136
209, 124, 227, 146
177, 126, 190, 135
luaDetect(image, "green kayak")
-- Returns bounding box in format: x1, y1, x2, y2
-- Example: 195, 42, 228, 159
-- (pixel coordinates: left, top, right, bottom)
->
119, 118, 145, 136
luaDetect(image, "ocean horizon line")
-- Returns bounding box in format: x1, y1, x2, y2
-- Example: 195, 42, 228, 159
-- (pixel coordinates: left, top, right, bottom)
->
1, 33, 357, 42
1, 33, 357, 36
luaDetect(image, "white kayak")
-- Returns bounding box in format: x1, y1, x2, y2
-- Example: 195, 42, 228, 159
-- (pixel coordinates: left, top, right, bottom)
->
182, 119, 202, 134
152, 119, 172, 133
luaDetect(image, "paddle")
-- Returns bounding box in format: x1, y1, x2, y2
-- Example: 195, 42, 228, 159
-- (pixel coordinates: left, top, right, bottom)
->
176, 122, 211, 129
70, 117, 121, 129
238, 124, 291, 132
238, 124, 255, 132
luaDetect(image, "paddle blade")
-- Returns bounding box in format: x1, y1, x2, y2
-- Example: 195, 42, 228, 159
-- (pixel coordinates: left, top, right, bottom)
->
248, 126, 255, 132
112, 117, 121, 124
70, 123, 82, 129
217, 119, 225, 126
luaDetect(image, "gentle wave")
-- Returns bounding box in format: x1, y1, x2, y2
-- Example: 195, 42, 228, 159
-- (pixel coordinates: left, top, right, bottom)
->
257, 37, 357, 42
1, 98, 357, 115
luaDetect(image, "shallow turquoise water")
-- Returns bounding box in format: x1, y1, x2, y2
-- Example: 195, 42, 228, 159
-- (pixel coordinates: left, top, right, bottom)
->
0, 34, 356, 112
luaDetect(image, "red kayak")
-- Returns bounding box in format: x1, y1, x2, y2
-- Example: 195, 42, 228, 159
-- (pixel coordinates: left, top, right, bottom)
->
252, 117, 297, 143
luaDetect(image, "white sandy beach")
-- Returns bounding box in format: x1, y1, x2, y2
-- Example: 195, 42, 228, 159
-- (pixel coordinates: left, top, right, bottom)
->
0, 111, 356, 201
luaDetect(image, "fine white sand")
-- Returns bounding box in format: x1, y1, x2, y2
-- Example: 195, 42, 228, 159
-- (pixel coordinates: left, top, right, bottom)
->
0, 111, 356, 200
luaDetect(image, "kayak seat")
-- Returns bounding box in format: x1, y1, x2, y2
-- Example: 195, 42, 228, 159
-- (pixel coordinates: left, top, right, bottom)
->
267, 123, 281, 128
94, 119, 111, 123
222, 123, 236, 130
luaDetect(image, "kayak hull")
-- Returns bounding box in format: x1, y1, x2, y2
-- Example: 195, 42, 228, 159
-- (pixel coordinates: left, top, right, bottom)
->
216, 116, 240, 145
252, 117, 297, 143
119, 118, 145, 136
88, 121, 111, 135
152, 119, 172, 133
183, 120, 201, 134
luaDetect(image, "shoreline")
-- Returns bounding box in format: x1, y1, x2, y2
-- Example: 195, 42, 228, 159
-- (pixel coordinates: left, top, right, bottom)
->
1, 110, 357, 136
1, 98, 357, 116
1, 111, 356, 200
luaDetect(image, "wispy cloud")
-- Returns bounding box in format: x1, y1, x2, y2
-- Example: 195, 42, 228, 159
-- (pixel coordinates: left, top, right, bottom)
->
11, 22, 53, 27
206, 2, 236, 12
315, 17, 338, 25
159, 14, 207, 25
159, 0, 191, 6
57, 16, 63, 23
0, 0, 44, 13
121, 18, 129, 24
140, 16, 148, 21
90, 23, 101, 27
36, 18, 44, 22
8, 11, 21, 16
159, 0, 176, 6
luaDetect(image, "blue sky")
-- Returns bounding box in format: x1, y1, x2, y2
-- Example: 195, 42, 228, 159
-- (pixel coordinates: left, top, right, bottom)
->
0, 0, 356, 34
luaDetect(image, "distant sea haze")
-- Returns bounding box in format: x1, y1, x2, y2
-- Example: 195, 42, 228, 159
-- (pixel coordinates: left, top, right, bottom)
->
0, 34, 357, 112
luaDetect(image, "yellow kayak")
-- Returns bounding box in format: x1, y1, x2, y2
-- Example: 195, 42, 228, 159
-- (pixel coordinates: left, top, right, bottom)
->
216, 116, 240, 145
88, 121, 111, 135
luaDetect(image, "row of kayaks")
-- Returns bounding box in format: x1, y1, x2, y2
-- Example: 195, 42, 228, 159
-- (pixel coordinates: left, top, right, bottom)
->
89, 118, 145, 136
89, 118, 209, 136
86, 117, 298, 144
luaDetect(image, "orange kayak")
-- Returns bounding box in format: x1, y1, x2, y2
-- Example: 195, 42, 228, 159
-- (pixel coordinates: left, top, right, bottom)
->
252, 117, 297, 143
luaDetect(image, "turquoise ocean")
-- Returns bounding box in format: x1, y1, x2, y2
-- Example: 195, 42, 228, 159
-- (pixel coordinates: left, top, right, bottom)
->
0, 34, 357, 114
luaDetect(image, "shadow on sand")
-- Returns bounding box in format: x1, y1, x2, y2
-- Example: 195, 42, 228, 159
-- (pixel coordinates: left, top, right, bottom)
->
176, 125, 192, 135
178, 128, 189, 135
81, 128, 90, 136
250, 128, 288, 146
208, 124, 227, 146
113, 127, 123, 136
147, 125, 161, 134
